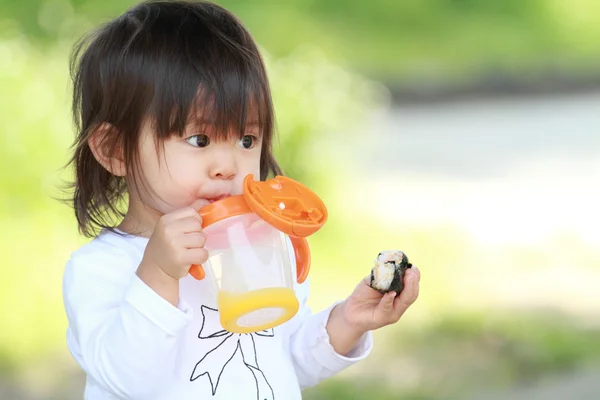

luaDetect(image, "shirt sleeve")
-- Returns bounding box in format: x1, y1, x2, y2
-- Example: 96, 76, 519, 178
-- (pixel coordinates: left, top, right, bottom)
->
282, 278, 373, 389
62, 240, 194, 399
280, 239, 373, 389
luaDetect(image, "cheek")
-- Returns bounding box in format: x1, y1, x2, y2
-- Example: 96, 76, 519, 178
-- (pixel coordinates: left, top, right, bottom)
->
230, 152, 261, 194
143, 147, 197, 201
161, 151, 203, 190
131, 146, 161, 194
244, 151, 261, 177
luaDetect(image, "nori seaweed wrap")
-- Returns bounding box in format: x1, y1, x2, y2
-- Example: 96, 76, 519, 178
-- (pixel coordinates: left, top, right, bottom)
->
369, 250, 412, 295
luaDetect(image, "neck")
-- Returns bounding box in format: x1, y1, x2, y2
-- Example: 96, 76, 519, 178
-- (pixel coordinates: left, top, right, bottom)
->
117, 195, 162, 239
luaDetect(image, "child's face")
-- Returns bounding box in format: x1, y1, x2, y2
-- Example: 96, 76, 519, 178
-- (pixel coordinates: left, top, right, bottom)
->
128, 118, 262, 226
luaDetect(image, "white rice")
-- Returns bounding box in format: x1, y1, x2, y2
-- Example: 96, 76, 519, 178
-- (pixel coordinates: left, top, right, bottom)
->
371, 260, 395, 291
370, 250, 404, 291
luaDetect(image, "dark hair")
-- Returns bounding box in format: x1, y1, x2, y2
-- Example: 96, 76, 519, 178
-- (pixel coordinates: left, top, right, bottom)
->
66, 0, 282, 238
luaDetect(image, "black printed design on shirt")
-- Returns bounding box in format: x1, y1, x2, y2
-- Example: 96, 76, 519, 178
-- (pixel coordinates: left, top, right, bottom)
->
190, 305, 275, 400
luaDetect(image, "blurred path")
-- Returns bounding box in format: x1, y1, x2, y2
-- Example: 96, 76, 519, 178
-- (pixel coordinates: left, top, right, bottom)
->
357, 91, 600, 245
364, 92, 600, 179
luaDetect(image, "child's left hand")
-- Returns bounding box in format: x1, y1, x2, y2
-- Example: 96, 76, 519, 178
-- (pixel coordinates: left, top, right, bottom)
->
340, 266, 421, 333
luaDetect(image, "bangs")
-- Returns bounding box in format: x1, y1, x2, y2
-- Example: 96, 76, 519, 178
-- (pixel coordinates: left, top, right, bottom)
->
178, 82, 269, 140
141, 4, 274, 141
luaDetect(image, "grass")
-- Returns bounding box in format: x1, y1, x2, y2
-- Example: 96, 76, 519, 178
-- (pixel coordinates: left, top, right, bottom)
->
303, 311, 600, 400
4, 0, 600, 85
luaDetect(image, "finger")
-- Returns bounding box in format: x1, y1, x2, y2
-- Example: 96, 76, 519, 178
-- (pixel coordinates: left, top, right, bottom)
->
376, 291, 397, 318
412, 265, 421, 282
164, 203, 205, 223
181, 232, 206, 249
172, 216, 203, 234
355, 276, 385, 300
394, 268, 420, 311
360, 275, 376, 291
182, 248, 209, 265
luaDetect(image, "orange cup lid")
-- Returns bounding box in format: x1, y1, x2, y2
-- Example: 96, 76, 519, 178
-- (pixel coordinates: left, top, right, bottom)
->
242, 174, 327, 237
198, 174, 327, 237
198, 195, 250, 228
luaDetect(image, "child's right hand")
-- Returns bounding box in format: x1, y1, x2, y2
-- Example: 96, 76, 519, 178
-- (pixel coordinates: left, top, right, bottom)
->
140, 200, 210, 281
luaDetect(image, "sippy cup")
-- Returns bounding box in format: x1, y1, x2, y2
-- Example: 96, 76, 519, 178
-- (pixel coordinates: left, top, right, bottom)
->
189, 174, 327, 334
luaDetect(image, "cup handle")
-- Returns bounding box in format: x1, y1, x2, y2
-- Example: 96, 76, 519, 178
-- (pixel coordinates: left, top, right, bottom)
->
189, 264, 205, 280
290, 236, 311, 284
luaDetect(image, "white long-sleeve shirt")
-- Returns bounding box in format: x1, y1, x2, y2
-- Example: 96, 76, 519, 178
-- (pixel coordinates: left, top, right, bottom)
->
62, 229, 373, 399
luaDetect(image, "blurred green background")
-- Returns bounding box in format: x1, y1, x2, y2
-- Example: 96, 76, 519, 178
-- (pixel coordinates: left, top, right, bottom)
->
1, 1, 600, 399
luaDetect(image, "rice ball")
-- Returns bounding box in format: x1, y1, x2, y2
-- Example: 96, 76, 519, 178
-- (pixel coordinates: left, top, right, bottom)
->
369, 250, 412, 295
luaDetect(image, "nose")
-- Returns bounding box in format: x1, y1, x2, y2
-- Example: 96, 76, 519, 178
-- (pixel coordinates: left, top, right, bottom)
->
209, 145, 236, 180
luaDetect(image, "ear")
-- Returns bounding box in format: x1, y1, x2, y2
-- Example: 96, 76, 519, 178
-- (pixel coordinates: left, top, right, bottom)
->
88, 123, 126, 177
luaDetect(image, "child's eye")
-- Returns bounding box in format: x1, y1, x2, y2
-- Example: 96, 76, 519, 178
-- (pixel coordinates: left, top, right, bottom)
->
238, 135, 257, 149
186, 134, 210, 148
